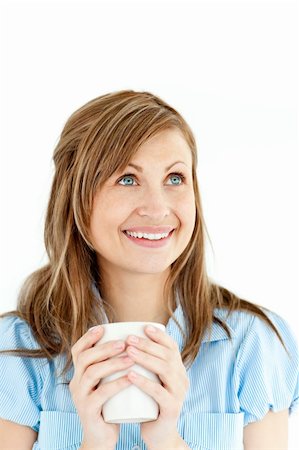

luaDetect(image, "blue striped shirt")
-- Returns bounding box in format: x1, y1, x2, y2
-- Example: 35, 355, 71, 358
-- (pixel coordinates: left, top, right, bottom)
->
0, 300, 298, 450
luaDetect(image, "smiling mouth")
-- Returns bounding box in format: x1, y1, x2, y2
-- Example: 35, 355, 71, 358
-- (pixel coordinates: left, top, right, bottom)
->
121, 229, 175, 247
122, 229, 174, 240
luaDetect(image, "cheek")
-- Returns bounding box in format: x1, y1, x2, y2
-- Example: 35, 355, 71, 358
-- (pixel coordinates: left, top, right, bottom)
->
178, 192, 196, 225
90, 193, 130, 235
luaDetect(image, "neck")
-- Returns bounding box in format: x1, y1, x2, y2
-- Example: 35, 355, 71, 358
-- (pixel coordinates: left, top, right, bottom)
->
97, 266, 172, 326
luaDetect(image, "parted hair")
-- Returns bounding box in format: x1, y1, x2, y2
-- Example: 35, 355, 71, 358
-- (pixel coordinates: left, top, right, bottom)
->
0, 90, 290, 378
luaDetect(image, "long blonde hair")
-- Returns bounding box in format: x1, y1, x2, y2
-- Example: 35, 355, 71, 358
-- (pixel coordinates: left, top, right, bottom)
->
0, 90, 289, 378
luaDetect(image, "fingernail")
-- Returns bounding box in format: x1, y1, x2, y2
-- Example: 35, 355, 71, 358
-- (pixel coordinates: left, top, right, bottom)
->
90, 325, 102, 334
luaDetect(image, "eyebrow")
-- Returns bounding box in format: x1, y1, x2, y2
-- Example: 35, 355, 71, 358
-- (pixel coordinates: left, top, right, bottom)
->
126, 161, 188, 172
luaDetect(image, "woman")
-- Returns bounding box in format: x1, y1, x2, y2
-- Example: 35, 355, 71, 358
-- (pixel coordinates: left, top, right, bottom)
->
0, 90, 298, 450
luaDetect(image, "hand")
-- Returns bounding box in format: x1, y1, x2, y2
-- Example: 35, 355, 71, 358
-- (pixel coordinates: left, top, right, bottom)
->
125, 325, 189, 449
69, 326, 135, 450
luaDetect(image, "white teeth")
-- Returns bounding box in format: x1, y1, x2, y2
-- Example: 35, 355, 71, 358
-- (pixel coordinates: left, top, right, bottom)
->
125, 230, 170, 240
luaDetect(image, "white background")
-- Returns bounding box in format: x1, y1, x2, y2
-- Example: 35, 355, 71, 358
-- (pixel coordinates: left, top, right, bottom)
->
0, 0, 298, 446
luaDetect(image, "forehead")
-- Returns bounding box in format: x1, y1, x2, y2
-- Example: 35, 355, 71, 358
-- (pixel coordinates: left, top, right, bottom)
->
131, 128, 193, 165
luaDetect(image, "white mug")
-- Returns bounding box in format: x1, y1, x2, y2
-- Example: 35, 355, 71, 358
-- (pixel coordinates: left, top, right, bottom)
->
94, 321, 166, 423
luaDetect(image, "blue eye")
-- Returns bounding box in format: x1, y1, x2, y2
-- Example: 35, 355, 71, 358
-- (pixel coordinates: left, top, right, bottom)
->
117, 172, 186, 186
169, 173, 185, 185
118, 174, 135, 186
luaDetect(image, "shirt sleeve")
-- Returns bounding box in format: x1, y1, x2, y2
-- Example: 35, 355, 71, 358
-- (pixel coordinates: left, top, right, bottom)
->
0, 316, 45, 432
235, 309, 299, 427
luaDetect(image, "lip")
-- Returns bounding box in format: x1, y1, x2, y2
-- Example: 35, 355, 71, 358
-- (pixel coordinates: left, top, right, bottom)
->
122, 226, 175, 234
122, 229, 175, 248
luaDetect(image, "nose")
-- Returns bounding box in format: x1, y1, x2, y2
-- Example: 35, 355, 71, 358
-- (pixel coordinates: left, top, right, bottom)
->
136, 186, 171, 220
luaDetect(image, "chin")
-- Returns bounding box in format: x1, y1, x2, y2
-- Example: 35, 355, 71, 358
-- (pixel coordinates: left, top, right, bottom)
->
126, 263, 171, 274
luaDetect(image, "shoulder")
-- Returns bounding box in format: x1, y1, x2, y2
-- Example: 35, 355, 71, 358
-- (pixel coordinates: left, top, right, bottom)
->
0, 315, 40, 351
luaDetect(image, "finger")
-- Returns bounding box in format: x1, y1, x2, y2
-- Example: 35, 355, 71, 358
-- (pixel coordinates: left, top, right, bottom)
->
144, 325, 178, 351
127, 371, 169, 405
75, 340, 127, 380
126, 335, 170, 362
91, 374, 133, 410
126, 345, 169, 378
79, 355, 135, 397
71, 326, 104, 366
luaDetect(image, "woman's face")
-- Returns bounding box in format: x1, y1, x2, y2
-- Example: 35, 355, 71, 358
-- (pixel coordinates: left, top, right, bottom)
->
89, 128, 196, 275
